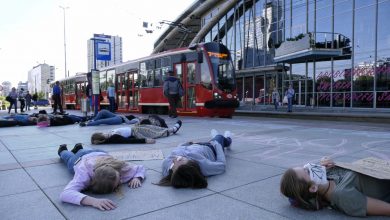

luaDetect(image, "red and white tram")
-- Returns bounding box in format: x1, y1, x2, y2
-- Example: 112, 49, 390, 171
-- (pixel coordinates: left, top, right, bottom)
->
98, 42, 239, 117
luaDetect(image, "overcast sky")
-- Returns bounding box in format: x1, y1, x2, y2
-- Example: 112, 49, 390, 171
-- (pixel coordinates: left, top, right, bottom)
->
0, 0, 194, 87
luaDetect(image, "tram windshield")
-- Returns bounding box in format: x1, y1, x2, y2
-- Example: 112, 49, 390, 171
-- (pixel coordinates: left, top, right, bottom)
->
205, 43, 236, 92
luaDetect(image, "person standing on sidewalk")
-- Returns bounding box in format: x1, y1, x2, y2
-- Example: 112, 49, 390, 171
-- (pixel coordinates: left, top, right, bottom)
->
285, 84, 295, 112
7, 87, 18, 114
272, 88, 280, 110
163, 70, 184, 118
107, 80, 116, 113
52, 81, 64, 114
18, 88, 26, 112
25, 91, 32, 111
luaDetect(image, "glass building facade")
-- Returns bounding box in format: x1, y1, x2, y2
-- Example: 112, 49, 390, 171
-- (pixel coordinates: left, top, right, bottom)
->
200, 0, 390, 109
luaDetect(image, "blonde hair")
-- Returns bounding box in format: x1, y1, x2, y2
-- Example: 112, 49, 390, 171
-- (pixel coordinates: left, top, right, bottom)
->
91, 132, 107, 144
91, 156, 126, 194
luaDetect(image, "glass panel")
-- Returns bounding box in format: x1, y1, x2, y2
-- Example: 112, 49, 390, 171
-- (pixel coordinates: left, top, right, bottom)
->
174, 64, 183, 108
255, 75, 264, 105
377, 0, 390, 94
316, 61, 331, 106
291, 0, 306, 37
353, 4, 375, 107
377, 91, 390, 108
187, 63, 196, 84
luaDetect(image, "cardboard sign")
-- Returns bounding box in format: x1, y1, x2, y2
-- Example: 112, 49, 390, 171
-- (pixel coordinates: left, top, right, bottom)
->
110, 149, 164, 161
336, 157, 390, 180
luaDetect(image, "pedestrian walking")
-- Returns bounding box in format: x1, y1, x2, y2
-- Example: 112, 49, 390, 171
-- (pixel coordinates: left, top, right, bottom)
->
52, 81, 64, 114
285, 84, 295, 112
271, 88, 280, 110
32, 92, 38, 109
163, 70, 184, 118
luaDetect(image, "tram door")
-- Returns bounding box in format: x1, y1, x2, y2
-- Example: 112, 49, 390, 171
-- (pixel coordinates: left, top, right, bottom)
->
174, 62, 196, 113
128, 71, 140, 111
116, 73, 127, 111
75, 81, 86, 110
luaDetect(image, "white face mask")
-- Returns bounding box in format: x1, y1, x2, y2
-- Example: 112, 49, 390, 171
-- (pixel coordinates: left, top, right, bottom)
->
303, 163, 328, 185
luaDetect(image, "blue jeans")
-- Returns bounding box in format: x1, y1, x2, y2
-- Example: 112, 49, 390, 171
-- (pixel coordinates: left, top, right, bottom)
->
211, 134, 232, 148
87, 109, 122, 126
108, 97, 116, 113
60, 149, 106, 173
287, 97, 293, 112
273, 99, 278, 110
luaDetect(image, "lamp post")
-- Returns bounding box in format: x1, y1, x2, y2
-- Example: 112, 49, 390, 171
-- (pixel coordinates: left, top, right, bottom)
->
59, 5, 69, 78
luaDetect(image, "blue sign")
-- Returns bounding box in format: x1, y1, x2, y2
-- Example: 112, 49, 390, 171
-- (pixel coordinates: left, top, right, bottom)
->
96, 42, 111, 61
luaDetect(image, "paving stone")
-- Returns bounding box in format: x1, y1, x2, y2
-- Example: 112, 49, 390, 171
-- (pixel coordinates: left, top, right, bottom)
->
0, 190, 64, 220
0, 168, 38, 196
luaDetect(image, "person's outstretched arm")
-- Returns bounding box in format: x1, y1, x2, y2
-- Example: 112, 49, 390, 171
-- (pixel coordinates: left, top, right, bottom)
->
60, 171, 116, 211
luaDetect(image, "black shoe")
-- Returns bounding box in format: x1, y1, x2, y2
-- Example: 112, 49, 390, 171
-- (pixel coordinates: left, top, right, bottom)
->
71, 143, 83, 154
79, 122, 86, 127
58, 144, 68, 156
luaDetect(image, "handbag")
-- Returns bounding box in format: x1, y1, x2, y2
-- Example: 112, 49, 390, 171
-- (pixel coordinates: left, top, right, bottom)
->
5, 96, 12, 102
283, 95, 288, 104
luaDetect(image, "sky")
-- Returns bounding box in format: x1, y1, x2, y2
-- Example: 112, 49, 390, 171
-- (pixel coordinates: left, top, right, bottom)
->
0, 0, 194, 87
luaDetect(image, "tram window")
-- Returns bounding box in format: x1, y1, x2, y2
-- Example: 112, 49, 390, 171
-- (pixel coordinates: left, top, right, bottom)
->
187, 63, 196, 84
154, 69, 163, 86
146, 70, 154, 87
139, 70, 147, 87
200, 60, 212, 89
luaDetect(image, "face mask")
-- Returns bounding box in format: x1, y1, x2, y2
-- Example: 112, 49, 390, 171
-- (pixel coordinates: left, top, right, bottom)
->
169, 156, 185, 170
303, 163, 328, 185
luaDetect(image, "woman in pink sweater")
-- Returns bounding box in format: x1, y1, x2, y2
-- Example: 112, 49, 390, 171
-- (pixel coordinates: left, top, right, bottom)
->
57, 144, 145, 211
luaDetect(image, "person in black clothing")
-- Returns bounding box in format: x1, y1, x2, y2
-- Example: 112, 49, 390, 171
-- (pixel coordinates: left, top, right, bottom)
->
18, 88, 26, 113
37, 114, 86, 127
52, 81, 64, 114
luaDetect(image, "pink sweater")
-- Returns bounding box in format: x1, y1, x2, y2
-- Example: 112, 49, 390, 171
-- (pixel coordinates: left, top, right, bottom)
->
60, 152, 145, 205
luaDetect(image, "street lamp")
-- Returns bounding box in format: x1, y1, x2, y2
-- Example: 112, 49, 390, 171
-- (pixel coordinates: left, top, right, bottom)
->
59, 5, 69, 78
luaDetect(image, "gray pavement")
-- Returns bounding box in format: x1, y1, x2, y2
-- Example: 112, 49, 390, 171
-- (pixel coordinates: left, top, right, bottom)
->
0, 107, 390, 220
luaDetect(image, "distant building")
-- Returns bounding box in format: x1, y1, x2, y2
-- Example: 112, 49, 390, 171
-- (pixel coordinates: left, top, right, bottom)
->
17, 81, 28, 96
28, 63, 55, 98
87, 34, 122, 71
1, 81, 12, 96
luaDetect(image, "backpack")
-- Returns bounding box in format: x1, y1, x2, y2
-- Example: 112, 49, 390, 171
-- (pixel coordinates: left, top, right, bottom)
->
5, 96, 12, 102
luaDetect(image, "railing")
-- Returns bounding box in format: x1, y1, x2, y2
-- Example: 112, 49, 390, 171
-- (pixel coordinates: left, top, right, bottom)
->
275, 32, 351, 58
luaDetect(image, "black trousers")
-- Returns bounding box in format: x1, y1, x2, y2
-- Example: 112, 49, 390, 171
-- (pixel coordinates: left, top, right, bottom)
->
53, 94, 63, 113
167, 94, 180, 117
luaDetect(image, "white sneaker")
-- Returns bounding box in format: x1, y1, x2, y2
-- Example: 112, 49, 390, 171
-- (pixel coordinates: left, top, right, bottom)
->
210, 129, 219, 138
224, 131, 231, 138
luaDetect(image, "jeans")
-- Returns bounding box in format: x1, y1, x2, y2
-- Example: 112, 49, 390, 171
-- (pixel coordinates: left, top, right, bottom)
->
108, 97, 116, 113
87, 109, 122, 126
8, 100, 17, 113
273, 99, 278, 110
211, 134, 232, 148
60, 149, 106, 173
287, 97, 293, 112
